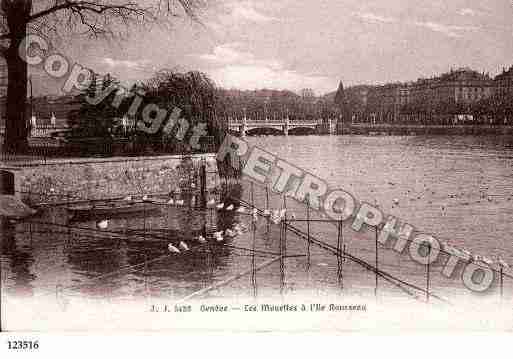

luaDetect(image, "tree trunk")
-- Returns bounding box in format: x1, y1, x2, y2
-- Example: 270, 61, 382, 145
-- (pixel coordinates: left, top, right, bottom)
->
2, 0, 32, 154
4, 24, 29, 154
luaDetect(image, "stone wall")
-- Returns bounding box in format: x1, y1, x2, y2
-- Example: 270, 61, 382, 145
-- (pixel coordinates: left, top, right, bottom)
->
4, 154, 218, 205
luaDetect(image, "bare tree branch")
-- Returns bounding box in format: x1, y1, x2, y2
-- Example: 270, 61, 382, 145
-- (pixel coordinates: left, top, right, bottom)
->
1, 0, 205, 39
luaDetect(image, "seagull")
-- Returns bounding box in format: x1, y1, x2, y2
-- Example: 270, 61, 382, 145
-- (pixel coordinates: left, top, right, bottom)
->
482, 257, 493, 265
97, 220, 109, 230
207, 199, 216, 207
271, 217, 281, 225
226, 204, 234, 211
236, 206, 246, 213
167, 198, 175, 205
498, 258, 510, 269
179, 241, 190, 251
462, 248, 472, 257
233, 224, 244, 236
225, 228, 237, 238
217, 203, 225, 210
235, 223, 248, 233
214, 231, 224, 242
168, 244, 181, 254
197, 235, 207, 244
461, 249, 472, 261
142, 195, 149, 202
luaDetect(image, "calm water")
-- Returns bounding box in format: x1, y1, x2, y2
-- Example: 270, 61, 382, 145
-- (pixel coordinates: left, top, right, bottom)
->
2, 135, 513, 305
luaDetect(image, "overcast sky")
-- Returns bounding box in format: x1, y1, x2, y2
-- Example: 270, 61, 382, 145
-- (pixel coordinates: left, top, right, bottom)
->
30, 0, 513, 96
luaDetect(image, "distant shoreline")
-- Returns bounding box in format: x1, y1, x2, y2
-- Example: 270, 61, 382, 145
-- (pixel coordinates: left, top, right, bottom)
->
344, 124, 513, 136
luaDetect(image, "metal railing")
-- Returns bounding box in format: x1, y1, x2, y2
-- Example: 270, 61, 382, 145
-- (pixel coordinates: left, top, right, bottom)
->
0, 136, 218, 166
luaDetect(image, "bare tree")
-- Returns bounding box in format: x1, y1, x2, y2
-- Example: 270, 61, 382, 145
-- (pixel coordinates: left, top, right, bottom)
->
0, 0, 205, 153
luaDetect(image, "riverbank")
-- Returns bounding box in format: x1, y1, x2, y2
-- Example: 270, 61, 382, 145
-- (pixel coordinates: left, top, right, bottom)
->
1, 153, 219, 205
345, 124, 513, 136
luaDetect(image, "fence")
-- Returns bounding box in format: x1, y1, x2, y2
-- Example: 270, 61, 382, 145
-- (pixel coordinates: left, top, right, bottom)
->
0, 136, 218, 166
2, 174, 510, 306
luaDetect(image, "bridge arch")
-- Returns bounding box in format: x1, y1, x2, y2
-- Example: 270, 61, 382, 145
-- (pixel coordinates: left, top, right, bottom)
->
288, 126, 317, 136
245, 127, 285, 136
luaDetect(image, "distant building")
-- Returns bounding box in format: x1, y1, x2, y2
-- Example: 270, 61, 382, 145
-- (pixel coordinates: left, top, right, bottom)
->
345, 67, 494, 123
434, 67, 493, 104
494, 66, 513, 97
0, 95, 81, 130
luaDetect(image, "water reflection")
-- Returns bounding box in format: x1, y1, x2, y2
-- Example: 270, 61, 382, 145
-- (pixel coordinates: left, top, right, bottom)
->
1, 220, 36, 296
1, 136, 513, 302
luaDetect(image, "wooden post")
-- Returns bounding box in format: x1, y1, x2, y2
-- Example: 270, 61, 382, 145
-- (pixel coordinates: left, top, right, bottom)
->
500, 266, 504, 301
306, 200, 311, 261
337, 219, 343, 288
200, 161, 207, 209
375, 226, 379, 298
281, 195, 287, 295
265, 186, 269, 210
426, 242, 431, 303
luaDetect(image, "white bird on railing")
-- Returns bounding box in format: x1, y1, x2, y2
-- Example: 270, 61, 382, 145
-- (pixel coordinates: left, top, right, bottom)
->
252, 208, 259, 221
217, 203, 225, 210
461, 249, 472, 261
167, 198, 175, 205
225, 228, 237, 238
179, 241, 190, 251
226, 204, 234, 211
482, 256, 493, 265
97, 220, 109, 230
498, 258, 510, 269
142, 195, 149, 202
197, 235, 207, 244
168, 244, 181, 254
232, 224, 243, 236
236, 206, 246, 213
461, 248, 472, 257
445, 245, 461, 257
234, 223, 248, 233
214, 231, 224, 242
207, 199, 216, 207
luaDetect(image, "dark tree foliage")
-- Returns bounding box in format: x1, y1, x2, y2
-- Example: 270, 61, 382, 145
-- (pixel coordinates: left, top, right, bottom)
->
0, 0, 206, 153
138, 69, 226, 151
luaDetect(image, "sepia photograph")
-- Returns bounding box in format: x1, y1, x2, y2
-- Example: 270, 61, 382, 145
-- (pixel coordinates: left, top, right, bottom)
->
0, 0, 513, 340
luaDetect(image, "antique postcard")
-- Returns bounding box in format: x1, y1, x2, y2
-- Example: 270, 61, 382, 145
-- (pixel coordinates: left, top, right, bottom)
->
1, 0, 513, 343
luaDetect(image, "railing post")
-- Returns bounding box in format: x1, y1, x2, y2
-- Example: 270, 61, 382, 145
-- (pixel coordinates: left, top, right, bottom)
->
200, 160, 207, 209
375, 225, 379, 298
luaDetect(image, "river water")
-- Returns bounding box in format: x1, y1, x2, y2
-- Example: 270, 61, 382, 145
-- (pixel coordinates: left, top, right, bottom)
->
2, 135, 513, 308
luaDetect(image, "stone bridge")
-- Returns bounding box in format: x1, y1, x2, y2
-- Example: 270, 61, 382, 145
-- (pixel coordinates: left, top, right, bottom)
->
227, 117, 336, 136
